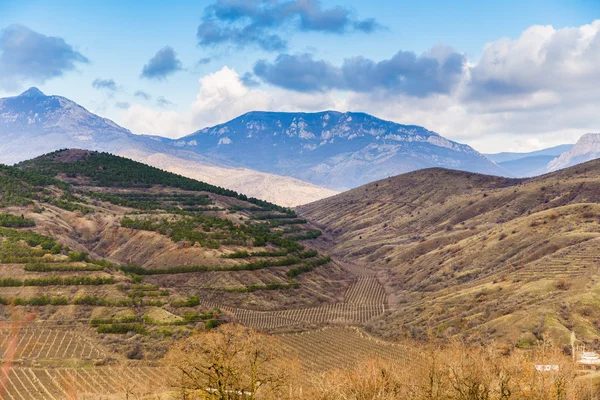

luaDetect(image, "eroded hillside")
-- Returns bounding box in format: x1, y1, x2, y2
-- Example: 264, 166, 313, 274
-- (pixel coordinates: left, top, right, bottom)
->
1, 150, 351, 356
299, 161, 600, 346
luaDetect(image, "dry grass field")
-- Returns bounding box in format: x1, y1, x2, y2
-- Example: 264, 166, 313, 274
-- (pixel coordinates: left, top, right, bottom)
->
299, 160, 600, 345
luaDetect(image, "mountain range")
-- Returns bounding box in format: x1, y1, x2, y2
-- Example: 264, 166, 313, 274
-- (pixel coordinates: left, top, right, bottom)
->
166, 111, 508, 190
1, 87, 599, 203
0, 88, 336, 206
485, 144, 574, 177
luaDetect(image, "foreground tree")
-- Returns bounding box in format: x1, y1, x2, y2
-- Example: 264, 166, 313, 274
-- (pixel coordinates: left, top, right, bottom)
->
166, 324, 295, 400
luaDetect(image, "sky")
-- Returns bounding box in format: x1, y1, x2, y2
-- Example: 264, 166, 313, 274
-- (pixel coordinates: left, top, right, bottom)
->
0, 0, 598, 153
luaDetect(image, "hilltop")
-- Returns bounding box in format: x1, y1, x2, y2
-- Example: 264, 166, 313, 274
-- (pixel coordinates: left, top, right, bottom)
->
299, 160, 600, 345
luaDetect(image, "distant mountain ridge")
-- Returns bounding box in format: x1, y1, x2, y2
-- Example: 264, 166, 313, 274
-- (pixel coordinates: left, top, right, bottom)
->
171, 111, 510, 189
485, 145, 575, 177
5, 87, 597, 200
485, 144, 574, 164
0, 88, 337, 206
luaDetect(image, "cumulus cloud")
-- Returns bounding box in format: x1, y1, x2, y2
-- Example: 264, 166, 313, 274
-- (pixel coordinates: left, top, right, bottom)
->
141, 46, 183, 80
0, 24, 89, 90
119, 66, 338, 137
254, 47, 466, 96
119, 21, 600, 153
467, 20, 600, 107
197, 0, 381, 51
92, 78, 118, 91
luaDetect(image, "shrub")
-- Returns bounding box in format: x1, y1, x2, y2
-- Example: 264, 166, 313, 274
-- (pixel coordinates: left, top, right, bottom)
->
556, 279, 570, 290
0, 213, 35, 227
96, 323, 146, 334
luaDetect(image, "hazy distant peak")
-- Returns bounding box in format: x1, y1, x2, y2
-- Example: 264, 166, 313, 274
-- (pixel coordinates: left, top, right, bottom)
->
19, 87, 46, 98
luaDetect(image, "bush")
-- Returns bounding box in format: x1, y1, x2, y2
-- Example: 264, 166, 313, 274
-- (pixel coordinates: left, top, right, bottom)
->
556, 279, 570, 290
204, 319, 221, 329
96, 323, 146, 334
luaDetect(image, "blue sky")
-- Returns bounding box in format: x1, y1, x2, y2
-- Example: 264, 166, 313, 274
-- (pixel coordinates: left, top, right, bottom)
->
0, 0, 599, 152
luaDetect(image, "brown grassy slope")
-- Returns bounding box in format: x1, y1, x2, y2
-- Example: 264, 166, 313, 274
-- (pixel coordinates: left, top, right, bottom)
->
298, 161, 600, 345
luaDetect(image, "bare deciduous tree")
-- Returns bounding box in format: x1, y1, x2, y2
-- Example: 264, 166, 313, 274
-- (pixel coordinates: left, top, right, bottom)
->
165, 324, 295, 400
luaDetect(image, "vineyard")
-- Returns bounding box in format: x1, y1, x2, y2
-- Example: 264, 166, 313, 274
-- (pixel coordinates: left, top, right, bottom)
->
0, 328, 105, 360
205, 275, 388, 330
0, 366, 174, 400
0, 149, 409, 398
512, 238, 600, 281
279, 327, 411, 372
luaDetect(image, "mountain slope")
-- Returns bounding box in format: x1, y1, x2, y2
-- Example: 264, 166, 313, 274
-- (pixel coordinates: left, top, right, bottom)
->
0, 89, 336, 206
299, 160, 600, 345
174, 111, 511, 190
498, 155, 558, 177
547, 133, 600, 173
485, 144, 574, 163
485, 144, 575, 177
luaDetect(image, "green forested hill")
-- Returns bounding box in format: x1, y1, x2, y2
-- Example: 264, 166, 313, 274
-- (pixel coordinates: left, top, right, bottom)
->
18, 149, 289, 212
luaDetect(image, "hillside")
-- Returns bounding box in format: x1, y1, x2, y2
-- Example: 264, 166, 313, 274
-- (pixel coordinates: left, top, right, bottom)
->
175, 111, 511, 189
0, 89, 336, 206
2, 149, 355, 352
0, 149, 408, 398
299, 161, 600, 345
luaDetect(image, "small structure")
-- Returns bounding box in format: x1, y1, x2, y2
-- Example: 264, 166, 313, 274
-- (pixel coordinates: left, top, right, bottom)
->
577, 352, 600, 368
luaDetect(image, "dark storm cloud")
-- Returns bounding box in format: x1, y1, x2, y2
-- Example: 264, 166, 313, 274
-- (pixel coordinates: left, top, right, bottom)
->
241, 72, 261, 87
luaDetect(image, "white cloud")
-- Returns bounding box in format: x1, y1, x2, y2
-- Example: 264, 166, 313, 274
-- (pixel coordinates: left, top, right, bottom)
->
469, 20, 600, 101
189, 67, 273, 128
118, 21, 600, 152
119, 66, 338, 138
120, 104, 193, 138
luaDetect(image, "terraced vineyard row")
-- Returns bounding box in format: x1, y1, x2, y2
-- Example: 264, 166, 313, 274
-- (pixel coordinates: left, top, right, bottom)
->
0, 329, 105, 360
0, 367, 174, 400
279, 327, 412, 372
215, 303, 386, 330
204, 275, 388, 330
345, 276, 387, 304
513, 239, 600, 281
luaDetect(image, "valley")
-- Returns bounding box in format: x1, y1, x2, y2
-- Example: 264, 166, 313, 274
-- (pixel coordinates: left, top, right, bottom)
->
2, 149, 600, 399
0, 149, 405, 399
299, 162, 600, 346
